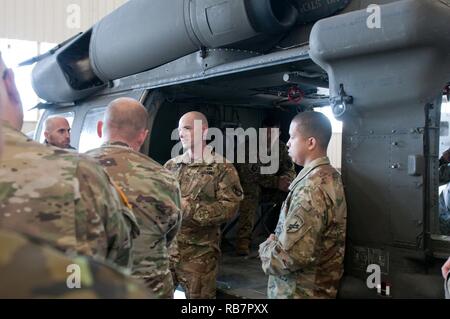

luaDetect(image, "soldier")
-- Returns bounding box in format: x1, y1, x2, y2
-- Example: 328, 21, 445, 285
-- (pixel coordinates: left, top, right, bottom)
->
259, 111, 347, 299
258, 117, 296, 233
87, 98, 182, 298
0, 52, 136, 269
0, 229, 151, 299
165, 111, 243, 299
235, 160, 262, 256
44, 116, 76, 149
235, 118, 296, 256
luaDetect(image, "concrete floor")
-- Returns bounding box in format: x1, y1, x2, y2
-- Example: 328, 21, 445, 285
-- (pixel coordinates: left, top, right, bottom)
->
217, 227, 269, 299
217, 251, 267, 299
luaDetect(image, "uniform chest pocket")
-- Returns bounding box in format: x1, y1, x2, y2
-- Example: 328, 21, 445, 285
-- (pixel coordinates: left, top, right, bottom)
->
195, 173, 216, 200
180, 169, 216, 200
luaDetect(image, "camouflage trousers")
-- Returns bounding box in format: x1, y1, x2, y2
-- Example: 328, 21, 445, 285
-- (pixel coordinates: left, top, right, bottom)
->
133, 273, 174, 299
236, 196, 259, 245
173, 253, 218, 299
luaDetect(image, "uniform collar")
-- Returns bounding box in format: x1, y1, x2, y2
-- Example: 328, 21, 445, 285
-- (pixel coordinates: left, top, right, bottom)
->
101, 141, 132, 149
175, 145, 217, 165
289, 156, 331, 191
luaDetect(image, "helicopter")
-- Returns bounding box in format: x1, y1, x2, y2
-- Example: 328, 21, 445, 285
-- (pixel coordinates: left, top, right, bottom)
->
26, 0, 450, 298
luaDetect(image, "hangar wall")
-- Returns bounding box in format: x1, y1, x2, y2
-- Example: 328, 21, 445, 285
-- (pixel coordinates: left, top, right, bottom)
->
0, 0, 127, 43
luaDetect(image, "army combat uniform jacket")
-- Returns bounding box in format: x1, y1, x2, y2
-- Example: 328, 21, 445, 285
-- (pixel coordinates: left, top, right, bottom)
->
0, 123, 136, 269
87, 142, 182, 298
0, 229, 151, 299
259, 157, 347, 299
165, 146, 243, 259
165, 146, 243, 298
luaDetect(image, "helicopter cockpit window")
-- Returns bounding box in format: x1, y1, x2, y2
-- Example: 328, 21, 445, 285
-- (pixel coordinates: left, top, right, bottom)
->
38, 112, 75, 143
78, 107, 106, 153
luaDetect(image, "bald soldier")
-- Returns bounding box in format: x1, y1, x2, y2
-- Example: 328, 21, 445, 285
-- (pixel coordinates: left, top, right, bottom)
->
0, 52, 136, 269
0, 229, 152, 299
44, 116, 76, 149
259, 112, 347, 299
87, 98, 182, 298
165, 111, 243, 299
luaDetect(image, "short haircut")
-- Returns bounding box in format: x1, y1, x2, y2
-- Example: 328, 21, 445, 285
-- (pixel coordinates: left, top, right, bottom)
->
181, 111, 209, 128
44, 116, 69, 132
105, 98, 148, 139
292, 111, 332, 149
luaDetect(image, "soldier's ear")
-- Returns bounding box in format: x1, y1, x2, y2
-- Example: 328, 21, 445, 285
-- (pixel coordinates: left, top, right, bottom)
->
143, 129, 149, 141
97, 121, 103, 138
137, 129, 148, 147
308, 137, 317, 151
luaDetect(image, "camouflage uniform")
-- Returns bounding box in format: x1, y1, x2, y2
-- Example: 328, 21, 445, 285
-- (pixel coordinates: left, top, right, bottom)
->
0, 122, 136, 269
259, 141, 296, 233
164, 146, 243, 299
234, 141, 296, 253
87, 142, 182, 298
0, 229, 151, 299
235, 162, 261, 254
259, 156, 347, 299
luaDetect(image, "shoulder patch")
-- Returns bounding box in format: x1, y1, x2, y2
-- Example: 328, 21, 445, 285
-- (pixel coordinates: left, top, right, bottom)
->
286, 215, 304, 233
